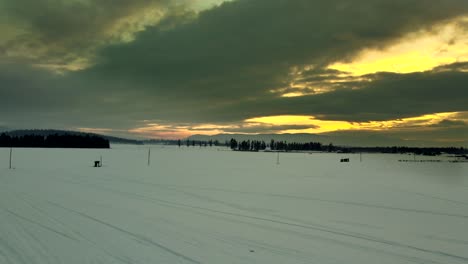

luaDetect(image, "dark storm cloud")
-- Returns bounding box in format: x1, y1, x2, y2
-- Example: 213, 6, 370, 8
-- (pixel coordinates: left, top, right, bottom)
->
314, 111, 468, 147
431, 119, 468, 128
211, 69, 468, 122
0, 0, 182, 67
433, 61, 468, 72
1, 0, 468, 138
0, 62, 147, 129
322, 127, 468, 147
69, 0, 468, 124
4, 61, 466, 132
86, 0, 468, 101
0, 63, 68, 111
59, 64, 468, 129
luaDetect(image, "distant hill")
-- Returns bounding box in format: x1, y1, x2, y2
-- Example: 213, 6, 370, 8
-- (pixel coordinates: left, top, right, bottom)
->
102, 135, 144, 145
2, 129, 143, 145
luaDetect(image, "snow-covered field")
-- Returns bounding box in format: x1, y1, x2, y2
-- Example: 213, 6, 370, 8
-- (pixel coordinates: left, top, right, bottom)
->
1, 145, 467, 264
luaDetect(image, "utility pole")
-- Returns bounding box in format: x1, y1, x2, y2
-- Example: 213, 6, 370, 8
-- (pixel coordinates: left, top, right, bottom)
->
9, 147, 12, 169
276, 152, 280, 165
360, 152, 362, 162
148, 148, 151, 166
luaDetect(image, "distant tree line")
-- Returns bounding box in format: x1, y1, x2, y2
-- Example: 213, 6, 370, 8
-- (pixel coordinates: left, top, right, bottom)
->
178, 139, 222, 147
4, 129, 142, 145
228, 138, 467, 155
0, 133, 110, 148
269, 140, 326, 151
229, 139, 267, 151
229, 139, 326, 152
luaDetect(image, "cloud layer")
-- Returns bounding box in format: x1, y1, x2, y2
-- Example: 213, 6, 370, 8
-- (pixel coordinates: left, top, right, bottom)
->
1, 0, 468, 144
0, 0, 188, 70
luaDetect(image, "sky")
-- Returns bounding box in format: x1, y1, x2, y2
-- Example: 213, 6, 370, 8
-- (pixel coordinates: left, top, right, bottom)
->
1, 0, 467, 146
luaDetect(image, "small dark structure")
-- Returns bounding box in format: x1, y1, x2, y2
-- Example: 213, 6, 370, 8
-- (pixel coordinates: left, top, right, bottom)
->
340, 158, 350, 162
94, 161, 101, 167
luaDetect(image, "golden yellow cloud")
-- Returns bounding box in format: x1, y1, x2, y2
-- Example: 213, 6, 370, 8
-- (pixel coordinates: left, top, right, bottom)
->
329, 18, 468, 76
246, 112, 461, 134
100, 112, 468, 139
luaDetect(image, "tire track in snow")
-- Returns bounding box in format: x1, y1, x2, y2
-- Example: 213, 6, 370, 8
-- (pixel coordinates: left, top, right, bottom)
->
46, 201, 201, 264
1, 208, 77, 242
70, 173, 468, 219
113, 189, 445, 264
168, 187, 467, 262
402, 190, 468, 207
77, 175, 468, 220
423, 235, 468, 246
134, 181, 468, 219
17, 175, 466, 263
5, 178, 446, 264
16, 193, 136, 264
0, 235, 34, 264
20, 224, 63, 264
75, 183, 468, 263
146, 196, 468, 263
42, 181, 395, 262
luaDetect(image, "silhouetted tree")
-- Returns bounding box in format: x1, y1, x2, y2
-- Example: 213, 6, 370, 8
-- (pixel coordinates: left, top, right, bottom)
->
230, 138, 238, 150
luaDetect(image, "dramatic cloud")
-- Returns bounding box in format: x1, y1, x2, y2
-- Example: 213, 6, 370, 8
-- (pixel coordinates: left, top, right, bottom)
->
86, 0, 468, 99
0, 0, 191, 70
1, 0, 468, 145
432, 119, 468, 128
220, 69, 468, 122
219, 124, 319, 134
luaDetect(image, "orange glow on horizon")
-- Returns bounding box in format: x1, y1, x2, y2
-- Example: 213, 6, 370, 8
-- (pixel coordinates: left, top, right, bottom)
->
121, 112, 466, 139
75, 112, 466, 140
128, 123, 228, 139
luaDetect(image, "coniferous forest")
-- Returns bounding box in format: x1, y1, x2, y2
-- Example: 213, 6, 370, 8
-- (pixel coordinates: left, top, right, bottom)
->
228, 138, 467, 155
0, 133, 110, 148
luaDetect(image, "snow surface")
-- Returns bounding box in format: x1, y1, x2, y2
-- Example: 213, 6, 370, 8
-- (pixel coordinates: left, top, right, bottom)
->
1, 145, 467, 264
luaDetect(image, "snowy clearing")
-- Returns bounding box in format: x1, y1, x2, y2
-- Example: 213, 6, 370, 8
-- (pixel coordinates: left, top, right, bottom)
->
1, 145, 468, 264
